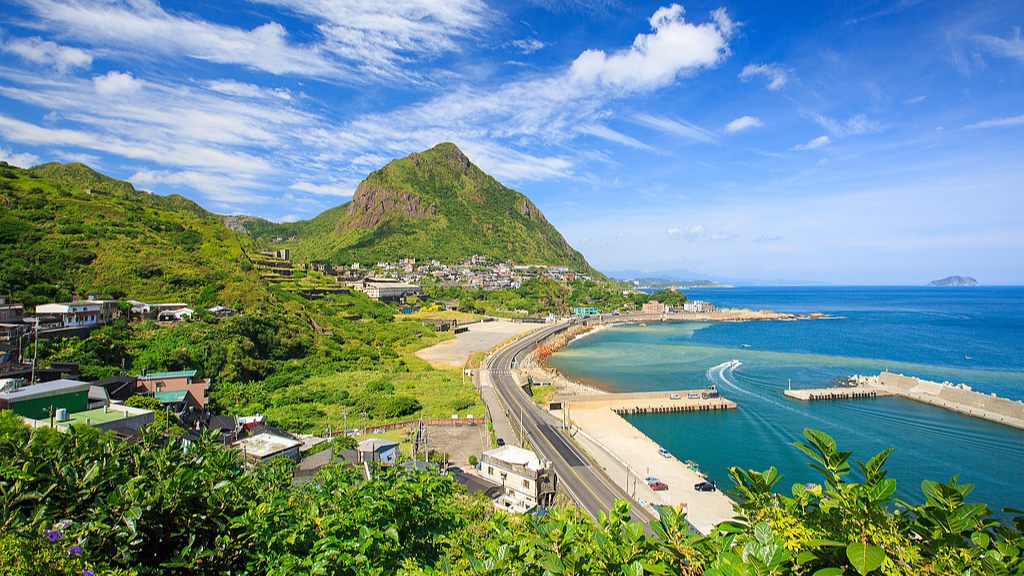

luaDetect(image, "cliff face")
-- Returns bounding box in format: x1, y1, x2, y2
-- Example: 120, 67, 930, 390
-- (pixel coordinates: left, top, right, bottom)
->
344, 184, 437, 231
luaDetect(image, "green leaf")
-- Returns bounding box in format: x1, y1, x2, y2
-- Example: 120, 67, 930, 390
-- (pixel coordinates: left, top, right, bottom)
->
846, 542, 885, 575
812, 569, 846, 576
753, 522, 773, 546
972, 531, 990, 549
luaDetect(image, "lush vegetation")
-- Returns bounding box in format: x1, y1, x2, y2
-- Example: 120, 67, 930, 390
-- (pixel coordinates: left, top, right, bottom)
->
2, 414, 1020, 576
237, 143, 599, 276
0, 161, 263, 308
423, 278, 686, 317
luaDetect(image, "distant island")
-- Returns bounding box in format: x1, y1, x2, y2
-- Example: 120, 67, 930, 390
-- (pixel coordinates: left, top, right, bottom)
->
635, 278, 729, 289
927, 276, 979, 287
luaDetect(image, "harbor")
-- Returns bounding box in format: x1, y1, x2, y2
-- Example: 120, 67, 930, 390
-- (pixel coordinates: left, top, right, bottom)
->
785, 372, 1024, 431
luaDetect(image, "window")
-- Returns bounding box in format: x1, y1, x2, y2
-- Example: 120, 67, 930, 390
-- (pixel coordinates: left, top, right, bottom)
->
523, 480, 530, 489
488, 466, 493, 475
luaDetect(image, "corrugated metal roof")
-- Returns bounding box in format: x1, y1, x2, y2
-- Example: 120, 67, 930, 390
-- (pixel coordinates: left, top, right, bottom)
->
154, 390, 189, 403
0, 379, 90, 402
140, 370, 197, 379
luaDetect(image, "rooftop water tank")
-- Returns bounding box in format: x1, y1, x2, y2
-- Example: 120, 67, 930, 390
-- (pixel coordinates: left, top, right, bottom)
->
55, 408, 68, 422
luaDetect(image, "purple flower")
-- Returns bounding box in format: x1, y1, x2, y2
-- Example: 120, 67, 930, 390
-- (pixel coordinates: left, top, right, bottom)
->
56, 520, 72, 529
82, 570, 94, 576
43, 529, 64, 542
68, 545, 83, 558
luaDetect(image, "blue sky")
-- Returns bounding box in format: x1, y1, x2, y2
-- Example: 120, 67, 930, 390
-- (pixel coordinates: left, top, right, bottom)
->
0, 0, 1021, 284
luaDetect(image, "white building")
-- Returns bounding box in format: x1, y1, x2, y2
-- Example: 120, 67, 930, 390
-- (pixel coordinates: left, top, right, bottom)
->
683, 301, 713, 312
480, 445, 557, 512
35, 301, 115, 328
355, 278, 424, 301
235, 433, 302, 467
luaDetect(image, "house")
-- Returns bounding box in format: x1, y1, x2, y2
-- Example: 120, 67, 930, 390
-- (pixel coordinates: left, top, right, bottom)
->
641, 301, 666, 314
203, 305, 236, 319
0, 378, 91, 419
0, 295, 24, 323
235, 433, 303, 467
480, 445, 557, 512
573, 307, 599, 316
136, 369, 211, 408
90, 376, 139, 402
157, 308, 194, 322
682, 300, 713, 312
358, 437, 400, 465
355, 278, 424, 301
35, 301, 104, 328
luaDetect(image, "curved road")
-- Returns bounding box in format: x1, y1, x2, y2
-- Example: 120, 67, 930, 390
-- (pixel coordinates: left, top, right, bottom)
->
483, 322, 650, 523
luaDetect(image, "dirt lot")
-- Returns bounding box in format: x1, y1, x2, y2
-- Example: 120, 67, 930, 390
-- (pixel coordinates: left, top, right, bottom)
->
415, 319, 544, 367
422, 423, 490, 470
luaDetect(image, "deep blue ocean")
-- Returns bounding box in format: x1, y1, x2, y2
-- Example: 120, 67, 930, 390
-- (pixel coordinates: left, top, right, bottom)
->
548, 287, 1024, 514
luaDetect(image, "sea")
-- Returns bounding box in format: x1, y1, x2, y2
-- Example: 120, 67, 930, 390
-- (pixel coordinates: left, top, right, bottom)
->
547, 286, 1024, 514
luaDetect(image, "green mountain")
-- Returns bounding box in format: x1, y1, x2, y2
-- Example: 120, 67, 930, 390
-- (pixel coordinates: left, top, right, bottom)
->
30, 162, 213, 219
243, 143, 598, 275
0, 161, 267, 309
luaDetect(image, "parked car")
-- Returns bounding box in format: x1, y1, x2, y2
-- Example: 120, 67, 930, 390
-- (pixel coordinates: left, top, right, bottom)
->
694, 480, 717, 492
644, 476, 660, 484
649, 481, 669, 491
658, 448, 672, 458
496, 438, 505, 447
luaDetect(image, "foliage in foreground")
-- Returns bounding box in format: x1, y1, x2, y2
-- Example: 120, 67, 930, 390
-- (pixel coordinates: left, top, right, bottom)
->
2, 413, 1021, 576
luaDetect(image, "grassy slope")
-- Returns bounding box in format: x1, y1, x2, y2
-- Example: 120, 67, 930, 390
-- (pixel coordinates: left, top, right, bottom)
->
0, 162, 269, 308
241, 143, 601, 276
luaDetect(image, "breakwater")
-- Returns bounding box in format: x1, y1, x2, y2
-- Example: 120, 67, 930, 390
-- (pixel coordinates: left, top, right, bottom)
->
853, 372, 1024, 431
785, 387, 890, 401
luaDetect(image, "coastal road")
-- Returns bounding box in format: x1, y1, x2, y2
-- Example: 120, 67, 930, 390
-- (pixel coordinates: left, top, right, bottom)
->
482, 322, 650, 524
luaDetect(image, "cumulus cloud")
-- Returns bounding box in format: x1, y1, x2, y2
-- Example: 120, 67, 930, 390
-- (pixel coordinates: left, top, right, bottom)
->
0, 147, 40, 168
725, 115, 763, 133
739, 62, 791, 90
1, 37, 91, 72
667, 224, 736, 242
967, 114, 1024, 129
975, 27, 1024, 64
794, 135, 830, 150
634, 113, 719, 143
93, 71, 141, 95
569, 5, 733, 91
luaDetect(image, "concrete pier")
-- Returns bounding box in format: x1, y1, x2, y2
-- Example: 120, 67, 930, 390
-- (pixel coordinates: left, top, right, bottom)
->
785, 387, 891, 401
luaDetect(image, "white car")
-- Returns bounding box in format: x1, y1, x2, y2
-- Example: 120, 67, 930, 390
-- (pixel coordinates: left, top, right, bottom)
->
658, 448, 672, 458
645, 476, 660, 484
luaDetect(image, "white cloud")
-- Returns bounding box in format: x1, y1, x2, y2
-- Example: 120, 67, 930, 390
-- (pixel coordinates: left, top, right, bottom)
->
577, 124, 652, 150
739, 62, 791, 90
967, 114, 1024, 129
93, 71, 141, 95
634, 113, 719, 143
975, 27, 1024, 64
903, 95, 927, 104
754, 235, 783, 242
811, 112, 884, 137
667, 224, 736, 242
794, 135, 830, 150
277, 214, 301, 223
513, 38, 545, 54
0, 147, 40, 168
1, 37, 92, 72
129, 169, 271, 205
290, 181, 354, 196
725, 115, 763, 133
569, 5, 733, 91
18, 0, 491, 80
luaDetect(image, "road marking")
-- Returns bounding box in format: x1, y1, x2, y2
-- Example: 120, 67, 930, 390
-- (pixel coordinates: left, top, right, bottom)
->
492, 341, 615, 515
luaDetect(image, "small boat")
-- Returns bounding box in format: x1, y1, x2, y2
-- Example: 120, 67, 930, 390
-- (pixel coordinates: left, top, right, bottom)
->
638, 323, 647, 327
964, 356, 972, 360
741, 344, 751, 348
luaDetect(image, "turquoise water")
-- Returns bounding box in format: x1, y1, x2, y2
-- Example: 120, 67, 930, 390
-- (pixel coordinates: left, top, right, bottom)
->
548, 287, 1024, 513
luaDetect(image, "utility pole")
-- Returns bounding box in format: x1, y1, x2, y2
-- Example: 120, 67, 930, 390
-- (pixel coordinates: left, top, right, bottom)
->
31, 320, 39, 384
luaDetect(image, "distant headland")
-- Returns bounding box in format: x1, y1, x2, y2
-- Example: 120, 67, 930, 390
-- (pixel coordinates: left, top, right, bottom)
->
927, 276, 979, 287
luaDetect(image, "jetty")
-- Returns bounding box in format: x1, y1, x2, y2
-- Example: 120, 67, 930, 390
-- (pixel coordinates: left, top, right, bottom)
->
787, 372, 1024, 431
785, 387, 891, 401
